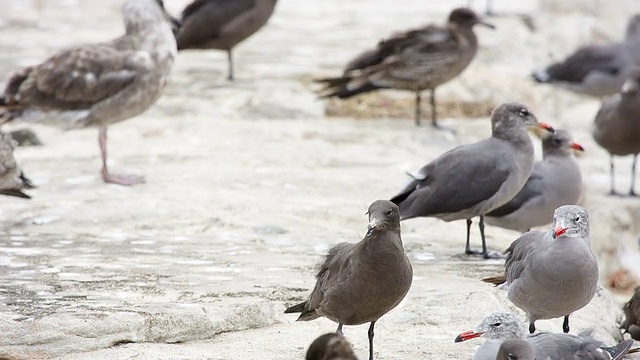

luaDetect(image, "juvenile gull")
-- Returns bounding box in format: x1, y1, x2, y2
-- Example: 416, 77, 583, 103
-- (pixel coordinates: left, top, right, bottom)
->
455, 312, 635, 360
0, 130, 34, 199
305, 333, 359, 360
622, 286, 640, 341
486, 129, 584, 232
284, 200, 413, 360
482, 206, 598, 333
176, 0, 278, 80
316, 8, 494, 127
532, 15, 640, 97
592, 66, 640, 196
390, 103, 554, 259
0, 0, 178, 186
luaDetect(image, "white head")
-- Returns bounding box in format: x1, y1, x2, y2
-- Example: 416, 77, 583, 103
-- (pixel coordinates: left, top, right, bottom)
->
122, 0, 179, 33
551, 205, 589, 240
455, 313, 527, 343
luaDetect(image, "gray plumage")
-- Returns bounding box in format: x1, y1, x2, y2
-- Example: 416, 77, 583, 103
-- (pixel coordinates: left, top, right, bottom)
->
456, 313, 635, 360
496, 339, 535, 360
0, 131, 34, 199
175, 0, 278, 80
390, 102, 554, 259
622, 286, 640, 341
0, 0, 177, 186
484, 206, 598, 334
532, 14, 640, 97
486, 129, 584, 232
316, 8, 494, 127
592, 66, 640, 196
306, 333, 359, 360
284, 200, 413, 360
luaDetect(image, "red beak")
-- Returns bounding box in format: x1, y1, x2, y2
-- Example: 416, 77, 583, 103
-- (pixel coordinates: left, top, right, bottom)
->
454, 330, 484, 343
554, 225, 568, 238
570, 142, 585, 151
538, 122, 555, 133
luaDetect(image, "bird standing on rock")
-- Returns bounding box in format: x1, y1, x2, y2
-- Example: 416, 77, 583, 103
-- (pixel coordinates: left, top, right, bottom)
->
390, 103, 554, 259
486, 129, 584, 232
482, 205, 598, 334
284, 200, 413, 360
592, 66, 640, 196
175, 0, 279, 80
0, 130, 34, 199
316, 8, 494, 128
0, 0, 179, 186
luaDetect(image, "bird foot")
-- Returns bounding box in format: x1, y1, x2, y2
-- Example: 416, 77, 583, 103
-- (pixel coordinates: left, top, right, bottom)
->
608, 190, 619, 196
629, 190, 638, 197
464, 249, 505, 260
102, 172, 145, 186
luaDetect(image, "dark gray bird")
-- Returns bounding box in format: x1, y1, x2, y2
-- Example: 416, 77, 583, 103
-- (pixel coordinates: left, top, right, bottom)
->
455, 312, 636, 360
482, 206, 598, 334
622, 286, 640, 341
496, 339, 535, 360
316, 8, 494, 128
532, 14, 640, 97
284, 200, 413, 360
0, 0, 178, 186
592, 66, 640, 196
486, 129, 584, 232
175, 0, 278, 80
390, 103, 554, 259
306, 333, 359, 360
0, 130, 34, 199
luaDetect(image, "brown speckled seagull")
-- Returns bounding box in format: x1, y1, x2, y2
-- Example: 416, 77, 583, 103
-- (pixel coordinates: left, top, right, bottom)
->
175, 0, 278, 80
0, 131, 34, 199
0, 0, 178, 186
317, 8, 494, 128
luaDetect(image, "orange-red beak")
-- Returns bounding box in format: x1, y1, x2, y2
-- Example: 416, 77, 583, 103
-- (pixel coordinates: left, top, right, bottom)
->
538, 122, 555, 133
454, 330, 484, 343
554, 224, 568, 238
570, 142, 584, 151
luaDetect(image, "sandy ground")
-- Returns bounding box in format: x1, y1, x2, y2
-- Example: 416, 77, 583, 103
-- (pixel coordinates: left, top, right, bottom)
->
1, 0, 640, 359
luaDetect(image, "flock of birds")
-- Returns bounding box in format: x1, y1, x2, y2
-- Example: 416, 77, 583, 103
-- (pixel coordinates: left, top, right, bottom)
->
0, 0, 640, 359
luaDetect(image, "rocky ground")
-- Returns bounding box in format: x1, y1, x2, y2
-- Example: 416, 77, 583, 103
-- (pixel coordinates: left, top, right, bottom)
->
1, 0, 640, 359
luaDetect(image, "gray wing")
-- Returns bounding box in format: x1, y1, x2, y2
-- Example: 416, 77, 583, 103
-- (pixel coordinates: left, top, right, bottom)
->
177, 0, 256, 49
9, 45, 144, 111
486, 166, 544, 217
390, 139, 511, 219
305, 242, 353, 311
544, 44, 623, 83
504, 231, 546, 284
527, 332, 607, 360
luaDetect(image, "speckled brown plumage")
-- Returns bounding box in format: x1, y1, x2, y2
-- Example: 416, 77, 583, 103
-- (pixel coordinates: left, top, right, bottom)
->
0, 131, 34, 199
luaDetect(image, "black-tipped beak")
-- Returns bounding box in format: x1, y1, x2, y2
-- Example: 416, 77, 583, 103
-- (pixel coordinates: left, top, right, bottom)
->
538, 122, 555, 133
478, 20, 496, 29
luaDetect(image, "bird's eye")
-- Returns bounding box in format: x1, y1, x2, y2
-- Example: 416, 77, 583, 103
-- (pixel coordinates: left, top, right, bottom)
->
518, 108, 529, 117
508, 355, 517, 360
386, 209, 394, 216
574, 216, 580, 222
492, 322, 501, 327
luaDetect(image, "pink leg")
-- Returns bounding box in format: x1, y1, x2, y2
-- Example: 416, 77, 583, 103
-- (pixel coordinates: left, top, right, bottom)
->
98, 127, 145, 186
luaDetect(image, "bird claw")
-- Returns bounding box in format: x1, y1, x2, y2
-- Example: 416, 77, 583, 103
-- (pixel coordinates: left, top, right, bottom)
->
465, 249, 506, 260
102, 172, 145, 186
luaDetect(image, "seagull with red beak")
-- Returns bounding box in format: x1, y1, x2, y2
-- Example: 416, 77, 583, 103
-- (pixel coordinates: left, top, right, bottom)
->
486, 129, 584, 232
482, 205, 598, 334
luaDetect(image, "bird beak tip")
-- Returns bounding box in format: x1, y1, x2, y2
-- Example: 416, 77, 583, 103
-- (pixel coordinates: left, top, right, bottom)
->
538, 122, 555, 133
454, 330, 482, 343
571, 143, 585, 152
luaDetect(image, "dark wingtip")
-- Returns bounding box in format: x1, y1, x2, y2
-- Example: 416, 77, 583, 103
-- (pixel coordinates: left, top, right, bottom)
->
284, 302, 306, 314
481, 275, 506, 286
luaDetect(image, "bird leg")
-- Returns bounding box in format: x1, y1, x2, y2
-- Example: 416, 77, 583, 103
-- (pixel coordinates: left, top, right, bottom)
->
562, 315, 570, 333
367, 321, 375, 360
609, 156, 617, 195
430, 89, 456, 134
529, 321, 536, 334
479, 215, 489, 259
336, 323, 344, 335
464, 218, 474, 255
227, 50, 234, 81
414, 91, 422, 126
630, 154, 637, 196
98, 127, 145, 186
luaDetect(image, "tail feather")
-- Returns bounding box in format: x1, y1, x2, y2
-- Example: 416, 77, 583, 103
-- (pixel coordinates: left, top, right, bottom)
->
314, 76, 382, 99
284, 301, 322, 322
628, 347, 639, 354
482, 275, 506, 286
284, 302, 306, 314
0, 189, 31, 199
602, 339, 634, 360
